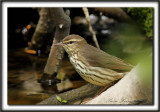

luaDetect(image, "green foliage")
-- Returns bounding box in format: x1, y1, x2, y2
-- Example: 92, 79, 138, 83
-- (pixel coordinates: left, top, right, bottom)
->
62, 100, 67, 103
56, 95, 62, 102
139, 53, 152, 86
124, 8, 153, 39
56, 95, 68, 104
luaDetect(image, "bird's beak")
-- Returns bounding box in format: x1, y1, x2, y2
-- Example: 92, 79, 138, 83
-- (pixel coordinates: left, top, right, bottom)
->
54, 42, 64, 46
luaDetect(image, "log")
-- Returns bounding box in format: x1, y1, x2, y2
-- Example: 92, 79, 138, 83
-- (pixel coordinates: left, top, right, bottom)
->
38, 83, 101, 104
86, 56, 152, 104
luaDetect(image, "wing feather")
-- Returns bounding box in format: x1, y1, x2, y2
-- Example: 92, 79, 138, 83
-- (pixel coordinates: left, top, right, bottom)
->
79, 44, 132, 71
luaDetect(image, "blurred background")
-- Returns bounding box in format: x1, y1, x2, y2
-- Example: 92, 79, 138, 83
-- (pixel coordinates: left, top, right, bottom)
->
8, 8, 153, 104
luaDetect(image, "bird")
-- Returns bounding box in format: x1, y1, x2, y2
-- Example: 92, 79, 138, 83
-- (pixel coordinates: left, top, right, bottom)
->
55, 34, 133, 86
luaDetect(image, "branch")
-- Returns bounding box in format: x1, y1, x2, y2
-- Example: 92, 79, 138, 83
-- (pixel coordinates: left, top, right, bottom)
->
29, 8, 55, 50
39, 8, 71, 86
44, 8, 71, 75
93, 8, 132, 22
82, 7, 100, 49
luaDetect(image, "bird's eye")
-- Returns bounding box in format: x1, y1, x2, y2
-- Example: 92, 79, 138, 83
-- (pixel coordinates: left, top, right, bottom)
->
68, 41, 73, 44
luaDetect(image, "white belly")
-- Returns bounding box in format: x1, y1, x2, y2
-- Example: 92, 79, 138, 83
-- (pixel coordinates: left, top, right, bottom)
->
69, 55, 107, 86
69, 55, 87, 75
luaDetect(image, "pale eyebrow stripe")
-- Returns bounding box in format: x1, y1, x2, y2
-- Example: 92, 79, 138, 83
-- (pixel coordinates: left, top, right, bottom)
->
63, 39, 82, 43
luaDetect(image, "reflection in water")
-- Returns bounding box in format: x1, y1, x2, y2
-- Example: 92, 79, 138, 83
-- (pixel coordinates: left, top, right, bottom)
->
8, 48, 53, 104
8, 48, 86, 104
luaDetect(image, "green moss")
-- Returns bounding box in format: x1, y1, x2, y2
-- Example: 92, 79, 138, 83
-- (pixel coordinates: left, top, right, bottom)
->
123, 8, 153, 39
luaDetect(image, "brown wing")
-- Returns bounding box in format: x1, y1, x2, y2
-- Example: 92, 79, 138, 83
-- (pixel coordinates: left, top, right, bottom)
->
79, 44, 133, 71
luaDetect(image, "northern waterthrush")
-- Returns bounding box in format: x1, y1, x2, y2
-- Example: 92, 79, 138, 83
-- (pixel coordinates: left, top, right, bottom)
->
56, 34, 132, 86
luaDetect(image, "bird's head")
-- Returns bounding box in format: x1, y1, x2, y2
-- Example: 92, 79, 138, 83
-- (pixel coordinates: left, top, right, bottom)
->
55, 34, 87, 54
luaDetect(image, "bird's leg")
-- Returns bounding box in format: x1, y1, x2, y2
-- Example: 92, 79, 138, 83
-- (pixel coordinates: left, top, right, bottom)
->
94, 79, 121, 98
94, 83, 112, 98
